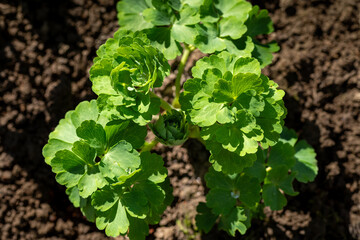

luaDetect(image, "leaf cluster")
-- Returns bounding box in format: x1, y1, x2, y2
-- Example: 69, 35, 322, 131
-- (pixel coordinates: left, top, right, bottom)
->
90, 30, 170, 126
43, 100, 172, 239
180, 52, 286, 174
117, 0, 279, 66
196, 127, 318, 236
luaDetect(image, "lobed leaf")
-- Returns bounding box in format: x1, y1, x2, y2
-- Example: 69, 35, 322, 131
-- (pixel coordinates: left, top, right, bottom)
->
218, 207, 248, 236
293, 140, 318, 183
90, 31, 169, 125
116, 0, 278, 63
91, 151, 169, 238
262, 127, 317, 210
43, 99, 171, 239
195, 202, 218, 233
181, 53, 285, 174
199, 167, 257, 235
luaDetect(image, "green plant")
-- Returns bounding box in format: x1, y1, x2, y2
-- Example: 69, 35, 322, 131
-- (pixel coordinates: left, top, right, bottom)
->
43, 0, 318, 239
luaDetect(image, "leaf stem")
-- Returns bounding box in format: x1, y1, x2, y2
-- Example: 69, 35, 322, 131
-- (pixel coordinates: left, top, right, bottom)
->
150, 91, 173, 112
173, 44, 193, 108
140, 139, 159, 152
188, 124, 206, 145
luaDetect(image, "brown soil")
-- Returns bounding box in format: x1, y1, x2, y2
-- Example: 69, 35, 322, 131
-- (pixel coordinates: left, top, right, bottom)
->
0, 0, 359, 239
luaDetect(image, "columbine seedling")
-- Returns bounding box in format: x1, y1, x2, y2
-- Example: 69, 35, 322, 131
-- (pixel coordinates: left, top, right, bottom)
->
43, 1, 318, 239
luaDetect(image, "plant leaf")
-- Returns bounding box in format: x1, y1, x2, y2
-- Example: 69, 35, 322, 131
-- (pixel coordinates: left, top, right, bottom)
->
218, 207, 248, 236
100, 140, 140, 180
293, 140, 318, 183
262, 184, 287, 211
196, 202, 218, 233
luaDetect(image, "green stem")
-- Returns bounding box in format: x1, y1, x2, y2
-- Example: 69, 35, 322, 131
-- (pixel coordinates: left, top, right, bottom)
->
150, 91, 173, 112
188, 125, 206, 145
140, 140, 159, 153
173, 44, 193, 108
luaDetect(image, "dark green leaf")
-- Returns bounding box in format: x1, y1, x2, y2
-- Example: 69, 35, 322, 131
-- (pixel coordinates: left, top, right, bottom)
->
262, 184, 287, 210
206, 188, 236, 215
235, 174, 261, 207
196, 202, 218, 233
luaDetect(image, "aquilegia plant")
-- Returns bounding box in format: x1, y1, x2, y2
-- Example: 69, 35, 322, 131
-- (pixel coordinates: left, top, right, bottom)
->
43, 0, 318, 239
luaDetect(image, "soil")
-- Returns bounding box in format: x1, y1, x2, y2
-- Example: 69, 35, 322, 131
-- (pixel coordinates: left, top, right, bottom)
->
0, 0, 359, 239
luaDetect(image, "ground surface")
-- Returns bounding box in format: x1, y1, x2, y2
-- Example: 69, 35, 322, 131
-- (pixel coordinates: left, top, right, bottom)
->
0, 0, 359, 239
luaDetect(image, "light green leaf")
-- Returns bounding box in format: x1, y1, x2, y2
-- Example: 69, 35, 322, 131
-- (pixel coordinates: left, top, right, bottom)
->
219, 207, 248, 236
89, 59, 117, 95
177, 4, 200, 25
51, 149, 87, 188
52, 141, 108, 198
139, 151, 167, 184
89, 31, 168, 125
43, 139, 72, 165
233, 57, 261, 76
117, 0, 153, 31
145, 27, 182, 60
293, 140, 318, 183
191, 53, 232, 78
143, 8, 171, 26
203, 111, 262, 155
48, 114, 79, 144
95, 200, 130, 237
100, 140, 140, 179
70, 100, 99, 128
194, 23, 226, 53
66, 187, 81, 208
215, 0, 252, 20
171, 24, 197, 45
190, 99, 230, 127
76, 120, 106, 155
219, 16, 247, 39
213, 73, 262, 103
78, 165, 107, 198
181, 53, 285, 160
225, 36, 254, 57
199, 0, 219, 22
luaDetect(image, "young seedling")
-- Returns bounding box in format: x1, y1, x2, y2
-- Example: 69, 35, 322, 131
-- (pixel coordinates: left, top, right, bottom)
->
43, 1, 318, 239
